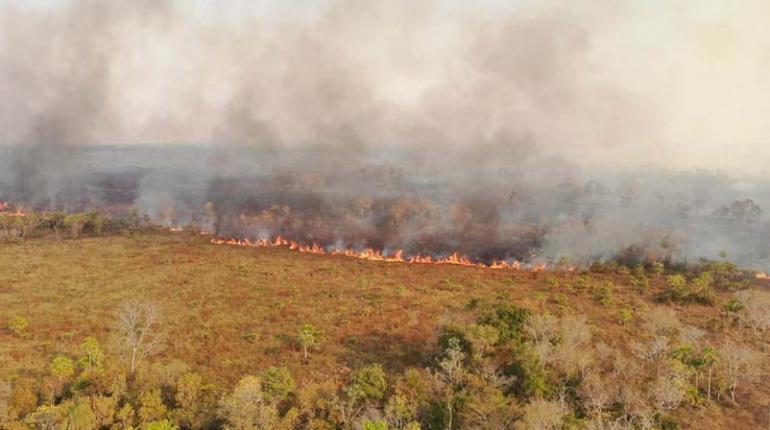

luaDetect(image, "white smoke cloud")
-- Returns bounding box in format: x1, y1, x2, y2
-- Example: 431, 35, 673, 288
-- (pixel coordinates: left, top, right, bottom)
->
1, 0, 769, 173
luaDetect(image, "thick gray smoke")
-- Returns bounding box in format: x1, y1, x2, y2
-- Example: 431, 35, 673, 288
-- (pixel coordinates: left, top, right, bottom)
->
0, 0, 769, 268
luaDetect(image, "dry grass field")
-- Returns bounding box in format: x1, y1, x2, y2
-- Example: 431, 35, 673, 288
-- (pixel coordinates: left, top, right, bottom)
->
1, 233, 768, 429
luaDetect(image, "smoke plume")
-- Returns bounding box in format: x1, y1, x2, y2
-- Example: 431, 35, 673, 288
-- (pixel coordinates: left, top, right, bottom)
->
1, 0, 769, 268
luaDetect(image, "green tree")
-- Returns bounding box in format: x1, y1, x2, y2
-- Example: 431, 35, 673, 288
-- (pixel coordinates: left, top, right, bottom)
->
25, 405, 64, 430
261, 367, 295, 403
175, 372, 203, 411
61, 398, 97, 430
297, 325, 323, 359
138, 389, 167, 424
50, 356, 75, 404
81, 337, 104, 371
174, 372, 216, 429
384, 392, 418, 429
478, 305, 531, 345
144, 420, 180, 430
433, 338, 467, 430
700, 346, 719, 401
115, 404, 135, 429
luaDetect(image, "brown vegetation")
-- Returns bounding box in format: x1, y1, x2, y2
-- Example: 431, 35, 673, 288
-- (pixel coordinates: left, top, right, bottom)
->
0, 232, 769, 429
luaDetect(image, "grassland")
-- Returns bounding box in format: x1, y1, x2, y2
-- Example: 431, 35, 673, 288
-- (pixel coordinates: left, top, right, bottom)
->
1, 233, 769, 429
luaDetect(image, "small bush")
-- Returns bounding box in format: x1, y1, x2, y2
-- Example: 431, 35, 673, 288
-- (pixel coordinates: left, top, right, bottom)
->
8, 315, 29, 336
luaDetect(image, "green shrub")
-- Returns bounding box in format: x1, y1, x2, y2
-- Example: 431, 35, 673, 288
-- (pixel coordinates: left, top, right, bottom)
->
478, 305, 531, 345
8, 315, 29, 337
618, 308, 633, 325
347, 364, 388, 401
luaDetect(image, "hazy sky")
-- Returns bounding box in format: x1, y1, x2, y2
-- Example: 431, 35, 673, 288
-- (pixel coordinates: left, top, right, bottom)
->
1, 0, 769, 173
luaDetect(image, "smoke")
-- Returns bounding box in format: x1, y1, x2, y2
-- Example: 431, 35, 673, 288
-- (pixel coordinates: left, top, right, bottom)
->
1, 0, 769, 268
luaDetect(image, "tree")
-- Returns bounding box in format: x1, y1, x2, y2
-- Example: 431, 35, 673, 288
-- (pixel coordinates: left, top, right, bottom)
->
89, 395, 117, 429
478, 305, 531, 345
297, 325, 323, 359
139, 389, 168, 424
719, 342, 760, 404
115, 404, 135, 429
552, 314, 593, 378
25, 405, 64, 430
579, 372, 613, 424
114, 300, 165, 373
736, 290, 770, 345
50, 356, 75, 404
175, 372, 216, 429
432, 337, 467, 430
220, 375, 279, 430
514, 399, 567, 430
144, 420, 180, 430
348, 364, 388, 402
385, 392, 418, 429
61, 398, 97, 430
81, 337, 104, 371
261, 367, 296, 403
699, 346, 719, 401
460, 379, 516, 430
463, 323, 500, 361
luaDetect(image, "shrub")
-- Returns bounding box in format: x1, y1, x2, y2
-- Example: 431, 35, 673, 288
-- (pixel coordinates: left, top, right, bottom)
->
618, 308, 633, 325
7, 316, 29, 337
348, 364, 388, 401
50, 356, 75, 381
478, 305, 531, 345
144, 419, 180, 430
362, 418, 388, 430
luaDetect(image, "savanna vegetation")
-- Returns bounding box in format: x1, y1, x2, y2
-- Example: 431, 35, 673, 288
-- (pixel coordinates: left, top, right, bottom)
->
1, 213, 769, 429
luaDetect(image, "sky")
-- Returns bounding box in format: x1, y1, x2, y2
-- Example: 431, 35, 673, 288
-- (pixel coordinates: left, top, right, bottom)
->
1, 0, 769, 173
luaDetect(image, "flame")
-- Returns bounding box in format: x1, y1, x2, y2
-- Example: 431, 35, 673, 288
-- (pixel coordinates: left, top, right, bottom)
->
757, 272, 769, 280
0, 202, 27, 217
209, 236, 548, 271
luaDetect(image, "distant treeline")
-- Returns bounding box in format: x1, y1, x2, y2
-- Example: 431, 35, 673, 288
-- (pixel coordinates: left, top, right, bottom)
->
0, 210, 159, 241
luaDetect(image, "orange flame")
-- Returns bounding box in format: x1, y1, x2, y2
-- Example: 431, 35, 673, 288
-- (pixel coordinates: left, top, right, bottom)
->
0, 202, 27, 217
757, 272, 769, 280
209, 236, 547, 271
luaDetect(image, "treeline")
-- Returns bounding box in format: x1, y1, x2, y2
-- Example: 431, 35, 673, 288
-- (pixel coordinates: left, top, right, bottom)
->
2, 284, 769, 430
0, 211, 160, 241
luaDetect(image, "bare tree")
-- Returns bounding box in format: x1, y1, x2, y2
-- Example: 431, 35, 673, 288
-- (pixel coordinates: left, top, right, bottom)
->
642, 307, 681, 337
114, 299, 165, 373
736, 290, 770, 347
579, 372, 614, 425
514, 399, 567, 430
719, 341, 760, 404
